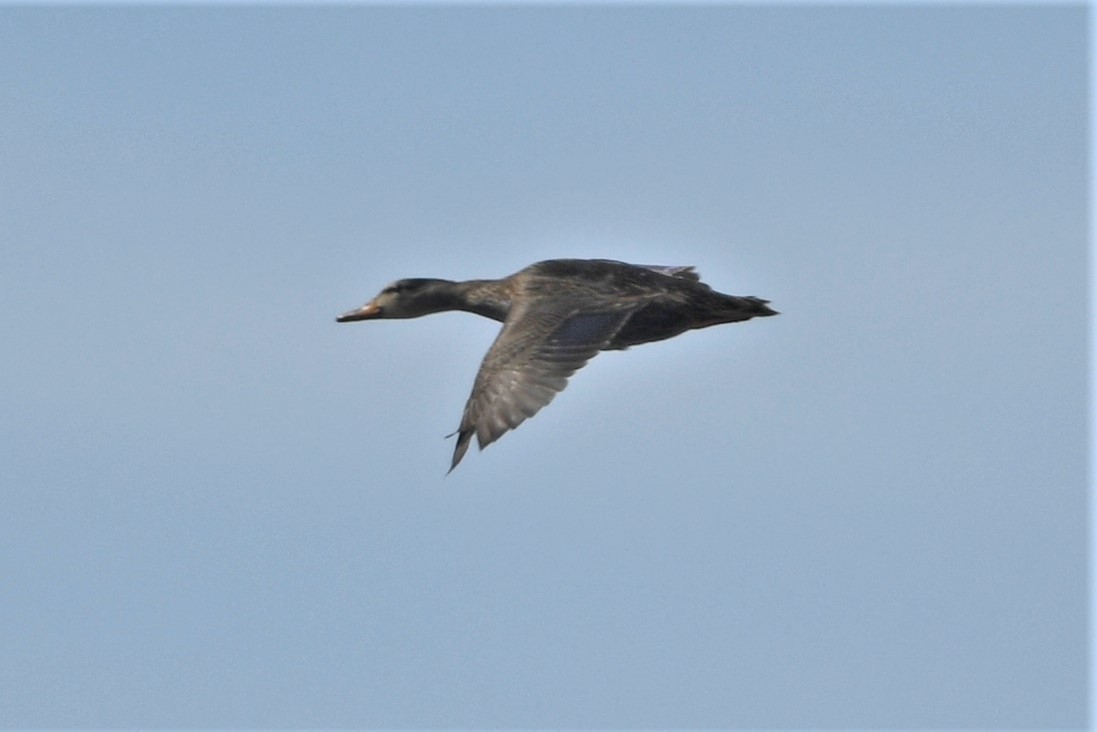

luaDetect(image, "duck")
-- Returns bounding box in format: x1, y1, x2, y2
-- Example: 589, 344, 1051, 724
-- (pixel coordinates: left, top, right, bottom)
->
337, 258, 777, 472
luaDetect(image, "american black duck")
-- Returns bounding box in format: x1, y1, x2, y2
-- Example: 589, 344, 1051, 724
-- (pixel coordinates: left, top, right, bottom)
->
337, 258, 777, 471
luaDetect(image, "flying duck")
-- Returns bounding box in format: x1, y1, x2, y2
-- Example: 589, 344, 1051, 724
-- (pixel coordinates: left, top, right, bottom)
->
337, 258, 776, 471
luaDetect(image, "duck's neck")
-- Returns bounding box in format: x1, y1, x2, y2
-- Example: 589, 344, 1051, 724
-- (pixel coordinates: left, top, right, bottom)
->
447, 279, 512, 322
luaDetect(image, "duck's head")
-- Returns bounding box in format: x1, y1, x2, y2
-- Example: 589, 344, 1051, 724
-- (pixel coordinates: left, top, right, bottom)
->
336, 278, 457, 321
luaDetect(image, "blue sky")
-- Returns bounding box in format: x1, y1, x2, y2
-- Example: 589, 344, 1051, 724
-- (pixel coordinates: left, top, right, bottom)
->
0, 5, 1087, 729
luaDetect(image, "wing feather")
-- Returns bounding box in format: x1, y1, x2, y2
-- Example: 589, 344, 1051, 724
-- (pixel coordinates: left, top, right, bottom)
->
449, 302, 637, 471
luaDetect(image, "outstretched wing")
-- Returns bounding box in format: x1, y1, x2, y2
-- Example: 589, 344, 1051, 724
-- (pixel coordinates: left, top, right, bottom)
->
449, 300, 638, 471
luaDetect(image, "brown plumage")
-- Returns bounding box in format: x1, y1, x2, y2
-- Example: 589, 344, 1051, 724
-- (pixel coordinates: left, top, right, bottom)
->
337, 258, 777, 471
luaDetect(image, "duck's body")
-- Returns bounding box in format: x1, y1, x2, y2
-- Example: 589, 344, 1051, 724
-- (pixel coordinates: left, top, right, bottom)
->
338, 258, 777, 471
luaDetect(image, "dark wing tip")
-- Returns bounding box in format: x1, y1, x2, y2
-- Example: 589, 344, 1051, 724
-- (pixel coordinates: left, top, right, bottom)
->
447, 428, 474, 474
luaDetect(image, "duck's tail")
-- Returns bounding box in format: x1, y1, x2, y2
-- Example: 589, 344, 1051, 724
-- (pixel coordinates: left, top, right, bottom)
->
741, 295, 779, 318
711, 293, 779, 324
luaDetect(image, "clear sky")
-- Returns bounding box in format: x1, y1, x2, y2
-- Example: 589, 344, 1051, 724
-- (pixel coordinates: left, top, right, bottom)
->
0, 5, 1086, 729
